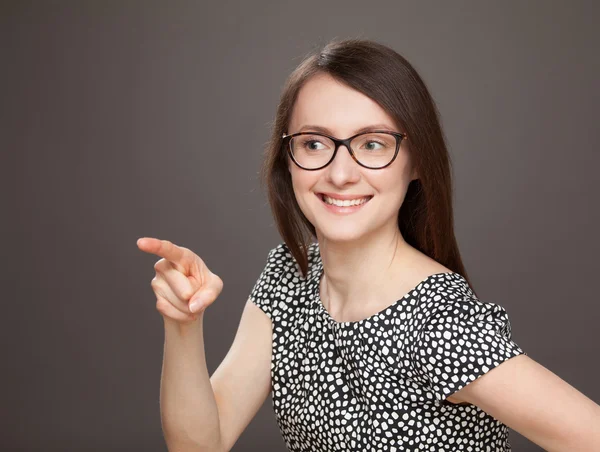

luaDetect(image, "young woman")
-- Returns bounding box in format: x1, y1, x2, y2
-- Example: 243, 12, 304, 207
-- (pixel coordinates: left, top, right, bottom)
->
137, 39, 600, 451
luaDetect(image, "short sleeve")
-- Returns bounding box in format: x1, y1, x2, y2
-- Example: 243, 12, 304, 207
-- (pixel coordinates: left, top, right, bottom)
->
248, 244, 290, 319
413, 299, 527, 404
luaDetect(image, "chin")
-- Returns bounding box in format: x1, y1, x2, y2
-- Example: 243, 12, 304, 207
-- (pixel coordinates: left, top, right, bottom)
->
316, 224, 373, 244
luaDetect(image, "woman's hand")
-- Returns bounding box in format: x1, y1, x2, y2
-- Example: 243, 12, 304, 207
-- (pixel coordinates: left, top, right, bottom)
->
137, 237, 224, 324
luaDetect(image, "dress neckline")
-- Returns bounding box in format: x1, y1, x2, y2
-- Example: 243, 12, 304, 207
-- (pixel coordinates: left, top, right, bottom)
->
311, 251, 464, 328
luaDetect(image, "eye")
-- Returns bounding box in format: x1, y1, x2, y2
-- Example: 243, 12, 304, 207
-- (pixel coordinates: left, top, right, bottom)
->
298, 136, 331, 151
363, 140, 385, 151
303, 139, 326, 150
353, 133, 396, 152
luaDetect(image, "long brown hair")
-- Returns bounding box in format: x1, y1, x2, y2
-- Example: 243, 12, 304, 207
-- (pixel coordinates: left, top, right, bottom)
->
259, 38, 475, 295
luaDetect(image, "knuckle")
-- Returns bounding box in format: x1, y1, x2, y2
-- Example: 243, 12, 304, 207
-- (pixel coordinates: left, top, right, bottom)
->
155, 297, 170, 314
151, 279, 169, 301
215, 275, 224, 291
208, 274, 224, 294
153, 258, 166, 271
150, 276, 162, 290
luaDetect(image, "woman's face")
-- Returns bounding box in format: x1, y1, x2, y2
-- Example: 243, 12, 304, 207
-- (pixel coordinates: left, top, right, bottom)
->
287, 73, 418, 244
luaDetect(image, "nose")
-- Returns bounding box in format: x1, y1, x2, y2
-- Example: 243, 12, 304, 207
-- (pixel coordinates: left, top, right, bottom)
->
325, 144, 361, 185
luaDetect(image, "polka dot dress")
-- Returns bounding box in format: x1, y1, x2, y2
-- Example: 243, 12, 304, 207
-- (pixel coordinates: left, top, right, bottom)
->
249, 242, 527, 451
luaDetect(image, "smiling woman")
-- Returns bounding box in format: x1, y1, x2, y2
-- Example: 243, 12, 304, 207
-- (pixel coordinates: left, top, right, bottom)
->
248, 38, 599, 451
149, 37, 600, 452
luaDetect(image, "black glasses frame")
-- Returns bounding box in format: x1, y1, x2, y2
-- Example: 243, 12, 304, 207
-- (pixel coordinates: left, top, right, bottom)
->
282, 130, 408, 170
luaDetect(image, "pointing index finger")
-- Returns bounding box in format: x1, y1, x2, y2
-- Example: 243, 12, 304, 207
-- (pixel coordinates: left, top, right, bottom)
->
137, 237, 193, 275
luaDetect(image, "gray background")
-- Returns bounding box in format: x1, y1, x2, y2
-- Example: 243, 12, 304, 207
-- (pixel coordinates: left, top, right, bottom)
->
3, 1, 599, 451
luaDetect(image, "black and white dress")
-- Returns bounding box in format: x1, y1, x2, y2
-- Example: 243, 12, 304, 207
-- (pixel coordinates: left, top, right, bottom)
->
249, 242, 526, 451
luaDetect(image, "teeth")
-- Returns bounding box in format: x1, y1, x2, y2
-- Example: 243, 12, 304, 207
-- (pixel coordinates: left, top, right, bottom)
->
322, 195, 370, 207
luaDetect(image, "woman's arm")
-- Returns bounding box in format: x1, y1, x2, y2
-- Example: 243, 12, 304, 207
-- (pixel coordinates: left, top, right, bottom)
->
449, 354, 600, 451
161, 299, 272, 452
209, 299, 273, 451
161, 315, 222, 451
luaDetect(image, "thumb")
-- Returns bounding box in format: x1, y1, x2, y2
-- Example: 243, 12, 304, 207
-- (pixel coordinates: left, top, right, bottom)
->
189, 274, 223, 313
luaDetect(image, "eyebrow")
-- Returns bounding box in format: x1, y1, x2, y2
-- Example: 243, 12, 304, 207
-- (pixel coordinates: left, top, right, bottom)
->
296, 123, 398, 135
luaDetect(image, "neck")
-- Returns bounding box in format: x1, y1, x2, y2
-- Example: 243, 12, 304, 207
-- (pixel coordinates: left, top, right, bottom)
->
316, 225, 417, 320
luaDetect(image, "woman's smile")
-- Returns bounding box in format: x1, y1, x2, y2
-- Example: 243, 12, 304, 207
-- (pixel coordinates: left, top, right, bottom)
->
316, 192, 374, 215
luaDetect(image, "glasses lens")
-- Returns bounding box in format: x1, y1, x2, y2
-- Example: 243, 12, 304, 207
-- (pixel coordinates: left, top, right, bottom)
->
289, 134, 336, 169
350, 133, 397, 168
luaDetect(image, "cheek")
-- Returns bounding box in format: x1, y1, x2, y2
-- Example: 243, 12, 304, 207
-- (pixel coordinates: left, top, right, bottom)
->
290, 165, 315, 189
371, 169, 412, 204
290, 169, 322, 211
289, 169, 306, 201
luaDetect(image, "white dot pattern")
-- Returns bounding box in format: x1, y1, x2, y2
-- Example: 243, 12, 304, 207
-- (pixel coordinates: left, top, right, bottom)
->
249, 243, 527, 451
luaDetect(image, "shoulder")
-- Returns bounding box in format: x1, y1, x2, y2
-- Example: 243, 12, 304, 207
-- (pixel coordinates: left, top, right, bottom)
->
416, 272, 477, 306
408, 272, 512, 332
417, 292, 518, 344
264, 242, 293, 265
250, 242, 318, 319
262, 241, 320, 279
261, 242, 296, 269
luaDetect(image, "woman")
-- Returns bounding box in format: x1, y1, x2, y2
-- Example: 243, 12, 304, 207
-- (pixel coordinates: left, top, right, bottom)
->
137, 38, 600, 451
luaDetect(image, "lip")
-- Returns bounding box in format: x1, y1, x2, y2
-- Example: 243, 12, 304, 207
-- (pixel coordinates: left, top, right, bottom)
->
318, 192, 373, 201
315, 192, 373, 215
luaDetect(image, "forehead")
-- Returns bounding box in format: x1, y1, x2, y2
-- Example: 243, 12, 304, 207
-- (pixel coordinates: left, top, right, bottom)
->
289, 73, 397, 134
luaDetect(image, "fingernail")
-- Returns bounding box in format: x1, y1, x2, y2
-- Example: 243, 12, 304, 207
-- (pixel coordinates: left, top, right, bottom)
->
189, 299, 202, 313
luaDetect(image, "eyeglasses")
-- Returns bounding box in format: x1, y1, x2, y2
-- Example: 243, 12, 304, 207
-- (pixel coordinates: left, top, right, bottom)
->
282, 130, 408, 170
